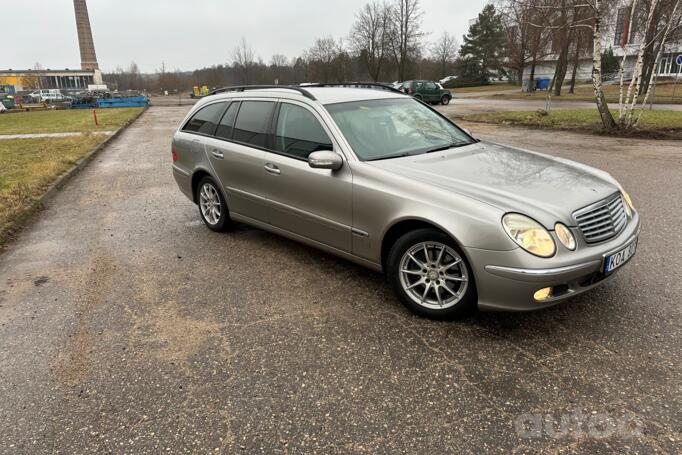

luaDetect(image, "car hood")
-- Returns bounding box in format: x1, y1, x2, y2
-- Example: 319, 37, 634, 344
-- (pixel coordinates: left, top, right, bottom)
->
368, 141, 619, 228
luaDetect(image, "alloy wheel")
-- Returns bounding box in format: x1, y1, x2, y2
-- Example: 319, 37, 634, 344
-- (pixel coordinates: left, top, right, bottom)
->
398, 241, 469, 310
199, 182, 222, 225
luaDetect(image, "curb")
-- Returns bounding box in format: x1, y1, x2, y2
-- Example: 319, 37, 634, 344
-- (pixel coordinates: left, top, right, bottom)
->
41, 106, 148, 204
0, 106, 148, 248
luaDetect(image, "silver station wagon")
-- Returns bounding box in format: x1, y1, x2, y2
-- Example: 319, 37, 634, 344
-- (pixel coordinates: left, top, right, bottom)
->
171, 84, 640, 318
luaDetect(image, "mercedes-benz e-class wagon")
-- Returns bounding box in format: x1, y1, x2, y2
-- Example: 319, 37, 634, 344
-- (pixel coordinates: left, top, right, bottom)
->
171, 84, 640, 318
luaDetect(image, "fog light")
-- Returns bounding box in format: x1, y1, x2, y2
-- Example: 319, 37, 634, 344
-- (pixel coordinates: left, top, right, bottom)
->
534, 287, 552, 301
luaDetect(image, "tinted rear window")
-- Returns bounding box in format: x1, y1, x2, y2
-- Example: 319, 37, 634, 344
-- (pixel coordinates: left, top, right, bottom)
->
183, 102, 226, 134
233, 101, 275, 148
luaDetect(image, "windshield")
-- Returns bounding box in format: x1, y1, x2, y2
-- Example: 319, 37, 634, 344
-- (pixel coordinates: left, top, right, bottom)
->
325, 98, 474, 161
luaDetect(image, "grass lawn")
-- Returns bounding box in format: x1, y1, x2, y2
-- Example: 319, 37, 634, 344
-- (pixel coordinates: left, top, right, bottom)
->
489, 81, 682, 104
0, 107, 143, 246
0, 107, 144, 134
0, 136, 104, 244
463, 108, 682, 137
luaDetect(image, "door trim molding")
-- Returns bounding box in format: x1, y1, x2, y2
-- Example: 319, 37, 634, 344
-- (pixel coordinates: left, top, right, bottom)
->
230, 212, 382, 272
227, 185, 350, 233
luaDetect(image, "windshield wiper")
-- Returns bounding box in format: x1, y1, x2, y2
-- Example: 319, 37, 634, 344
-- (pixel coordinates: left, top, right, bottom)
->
424, 142, 471, 154
366, 151, 412, 162
367, 141, 473, 162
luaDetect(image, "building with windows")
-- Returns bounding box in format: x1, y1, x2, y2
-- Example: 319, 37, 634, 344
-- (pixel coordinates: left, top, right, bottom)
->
522, 3, 682, 83
1, 0, 102, 93
0, 68, 103, 92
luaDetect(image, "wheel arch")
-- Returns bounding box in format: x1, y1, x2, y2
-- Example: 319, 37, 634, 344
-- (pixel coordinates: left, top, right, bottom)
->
380, 217, 467, 272
191, 168, 214, 204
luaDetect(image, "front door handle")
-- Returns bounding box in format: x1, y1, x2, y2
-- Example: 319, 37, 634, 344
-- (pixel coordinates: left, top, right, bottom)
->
211, 149, 224, 159
264, 163, 281, 175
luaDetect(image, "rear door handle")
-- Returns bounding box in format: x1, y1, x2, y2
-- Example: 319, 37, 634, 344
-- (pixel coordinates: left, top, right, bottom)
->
211, 149, 224, 159
264, 163, 281, 175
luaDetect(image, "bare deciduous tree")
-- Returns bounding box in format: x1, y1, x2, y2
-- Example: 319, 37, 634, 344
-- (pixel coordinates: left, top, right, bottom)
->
389, 0, 425, 81
349, 1, 392, 81
233, 37, 256, 84
499, 0, 547, 84
618, 0, 681, 127
308, 37, 345, 82
430, 32, 459, 78
270, 54, 289, 68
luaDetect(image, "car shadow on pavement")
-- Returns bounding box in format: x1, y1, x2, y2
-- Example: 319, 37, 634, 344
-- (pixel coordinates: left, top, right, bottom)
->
224, 220, 615, 340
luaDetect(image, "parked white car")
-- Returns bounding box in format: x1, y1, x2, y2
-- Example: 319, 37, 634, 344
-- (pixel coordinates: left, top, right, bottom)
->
29, 89, 66, 103
439, 76, 458, 85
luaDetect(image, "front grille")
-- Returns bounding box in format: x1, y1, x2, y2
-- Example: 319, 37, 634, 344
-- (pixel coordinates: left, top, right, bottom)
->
573, 193, 627, 243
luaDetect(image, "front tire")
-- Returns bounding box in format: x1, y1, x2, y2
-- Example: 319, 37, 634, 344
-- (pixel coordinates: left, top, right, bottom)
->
387, 229, 476, 319
197, 176, 231, 232
441, 95, 451, 105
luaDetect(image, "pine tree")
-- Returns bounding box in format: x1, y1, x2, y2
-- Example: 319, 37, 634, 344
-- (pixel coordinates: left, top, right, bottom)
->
457, 4, 506, 83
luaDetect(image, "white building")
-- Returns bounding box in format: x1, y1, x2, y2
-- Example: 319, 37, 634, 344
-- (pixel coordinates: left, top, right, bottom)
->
523, 3, 682, 83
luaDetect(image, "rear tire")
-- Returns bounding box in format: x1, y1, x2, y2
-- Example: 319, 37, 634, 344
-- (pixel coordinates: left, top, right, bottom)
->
413, 94, 423, 101
197, 176, 232, 232
386, 228, 476, 319
441, 95, 451, 105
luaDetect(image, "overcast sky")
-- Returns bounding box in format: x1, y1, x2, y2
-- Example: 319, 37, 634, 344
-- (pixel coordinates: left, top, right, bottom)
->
6, 0, 485, 73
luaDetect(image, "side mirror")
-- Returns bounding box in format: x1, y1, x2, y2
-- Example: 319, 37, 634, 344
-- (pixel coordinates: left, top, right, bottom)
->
308, 150, 343, 170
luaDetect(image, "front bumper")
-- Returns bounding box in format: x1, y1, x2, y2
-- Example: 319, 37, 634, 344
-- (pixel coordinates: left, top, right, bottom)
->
464, 214, 641, 311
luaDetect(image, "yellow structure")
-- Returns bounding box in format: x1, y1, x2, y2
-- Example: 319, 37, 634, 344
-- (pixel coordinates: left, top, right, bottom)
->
0, 69, 103, 92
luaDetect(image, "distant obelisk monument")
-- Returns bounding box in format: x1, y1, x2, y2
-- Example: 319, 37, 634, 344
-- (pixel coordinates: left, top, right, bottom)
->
73, 0, 99, 70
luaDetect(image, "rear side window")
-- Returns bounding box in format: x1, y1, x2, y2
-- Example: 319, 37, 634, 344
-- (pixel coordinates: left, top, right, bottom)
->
215, 102, 239, 140
233, 101, 275, 148
183, 102, 226, 134
275, 104, 332, 159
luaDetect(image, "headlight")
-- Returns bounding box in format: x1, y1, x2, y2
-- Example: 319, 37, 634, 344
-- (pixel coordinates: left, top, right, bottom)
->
621, 190, 634, 217
502, 213, 556, 258
554, 223, 576, 250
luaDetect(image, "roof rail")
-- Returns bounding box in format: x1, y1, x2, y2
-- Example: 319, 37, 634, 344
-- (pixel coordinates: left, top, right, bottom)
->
207, 85, 316, 100
302, 82, 405, 95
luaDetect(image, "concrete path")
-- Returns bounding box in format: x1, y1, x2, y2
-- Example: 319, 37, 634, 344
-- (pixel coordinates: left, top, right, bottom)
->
0, 106, 679, 453
0, 131, 114, 140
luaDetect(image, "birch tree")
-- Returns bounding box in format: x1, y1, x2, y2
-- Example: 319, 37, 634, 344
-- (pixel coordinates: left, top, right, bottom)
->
616, 0, 682, 128
590, 0, 617, 130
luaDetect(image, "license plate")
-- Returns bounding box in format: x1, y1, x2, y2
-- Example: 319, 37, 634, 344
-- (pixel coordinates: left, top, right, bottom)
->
603, 238, 637, 274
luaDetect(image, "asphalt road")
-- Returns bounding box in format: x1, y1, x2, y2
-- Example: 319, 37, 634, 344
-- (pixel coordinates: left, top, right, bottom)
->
1, 106, 680, 454
442, 96, 682, 116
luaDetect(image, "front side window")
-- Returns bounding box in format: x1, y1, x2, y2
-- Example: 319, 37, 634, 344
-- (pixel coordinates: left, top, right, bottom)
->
425, 82, 437, 90
183, 102, 226, 135
326, 98, 474, 161
233, 101, 275, 148
274, 104, 332, 159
